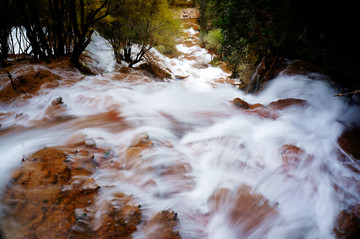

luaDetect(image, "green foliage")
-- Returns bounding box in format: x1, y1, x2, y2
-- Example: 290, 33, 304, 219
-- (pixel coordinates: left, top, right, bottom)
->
156, 45, 176, 55
196, 0, 360, 89
202, 29, 223, 52
168, 0, 195, 7
97, 0, 181, 67
194, 0, 217, 32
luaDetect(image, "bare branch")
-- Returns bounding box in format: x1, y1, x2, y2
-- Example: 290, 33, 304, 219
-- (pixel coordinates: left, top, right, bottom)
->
6, 71, 16, 91
334, 90, 360, 97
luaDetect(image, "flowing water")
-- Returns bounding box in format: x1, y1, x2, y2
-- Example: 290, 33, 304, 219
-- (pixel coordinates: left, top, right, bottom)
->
1, 24, 360, 239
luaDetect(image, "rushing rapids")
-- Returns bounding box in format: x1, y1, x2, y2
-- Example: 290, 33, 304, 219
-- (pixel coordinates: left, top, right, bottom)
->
1, 22, 360, 239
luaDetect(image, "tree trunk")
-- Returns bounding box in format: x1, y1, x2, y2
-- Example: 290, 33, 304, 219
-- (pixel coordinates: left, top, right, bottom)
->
113, 48, 122, 64
0, 30, 9, 66
71, 30, 93, 70
123, 46, 132, 63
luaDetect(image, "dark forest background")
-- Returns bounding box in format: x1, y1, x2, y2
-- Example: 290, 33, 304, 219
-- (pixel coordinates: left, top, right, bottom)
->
195, 0, 360, 91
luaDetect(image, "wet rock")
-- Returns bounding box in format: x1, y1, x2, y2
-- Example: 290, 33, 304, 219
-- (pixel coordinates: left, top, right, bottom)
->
144, 210, 181, 239
208, 187, 231, 212
338, 128, 360, 160
232, 97, 308, 120
0, 65, 60, 102
268, 98, 307, 111
79, 51, 104, 75
73, 192, 141, 238
208, 185, 277, 235
282, 60, 325, 77
244, 59, 325, 94
125, 134, 153, 159
232, 98, 276, 119
230, 185, 278, 234
0, 148, 81, 238
232, 98, 250, 109
159, 161, 195, 194
137, 62, 171, 80
279, 145, 313, 174
0, 147, 141, 239
11, 148, 71, 186
117, 66, 132, 74
336, 150, 360, 174
175, 75, 189, 80
44, 97, 66, 120
334, 205, 360, 239
123, 134, 194, 194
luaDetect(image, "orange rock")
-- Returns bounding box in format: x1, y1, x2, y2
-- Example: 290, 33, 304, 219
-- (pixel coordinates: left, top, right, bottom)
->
11, 148, 71, 186
125, 134, 153, 159
161, 163, 191, 177
268, 98, 307, 111
144, 210, 181, 239
279, 145, 313, 174
338, 128, 360, 160
117, 66, 131, 74
74, 192, 141, 238
249, 103, 265, 109
44, 97, 66, 120
232, 98, 276, 119
248, 107, 275, 119
0, 65, 60, 102
208, 187, 231, 212
232, 98, 250, 109
208, 185, 277, 235
0, 147, 141, 239
230, 185, 277, 234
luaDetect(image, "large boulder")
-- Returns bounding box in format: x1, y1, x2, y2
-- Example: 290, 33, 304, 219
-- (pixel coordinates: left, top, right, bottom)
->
334, 205, 360, 239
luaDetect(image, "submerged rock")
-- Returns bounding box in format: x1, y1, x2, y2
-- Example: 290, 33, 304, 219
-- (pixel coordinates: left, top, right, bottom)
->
232, 97, 308, 120
232, 98, 274, 119
334, 205, 360, 239
279, 144, 313, 174
208, 185, 278, 235
144, 210, 181, 239
0, 67, 60, 102
338, 129, 360, 160
267, 98, 307, 110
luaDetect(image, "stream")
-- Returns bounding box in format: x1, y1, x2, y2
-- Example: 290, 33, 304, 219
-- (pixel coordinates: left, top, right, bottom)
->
1, 23, 360, 239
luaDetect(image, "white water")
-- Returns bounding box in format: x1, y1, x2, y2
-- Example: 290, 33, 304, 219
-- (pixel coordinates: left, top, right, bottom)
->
1, 27, 360, 238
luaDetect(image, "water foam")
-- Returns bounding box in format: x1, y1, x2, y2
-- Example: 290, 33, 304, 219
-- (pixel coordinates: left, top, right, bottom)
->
1, 27, 360, 238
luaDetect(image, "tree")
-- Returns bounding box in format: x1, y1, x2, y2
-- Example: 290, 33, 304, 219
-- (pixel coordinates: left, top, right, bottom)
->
97, 0, 181, 67
1, 0, 117, 69
68, 0, 118, 66
0, 0, 16, 66
196, 0, 360, 89
14, 0, 54, 59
